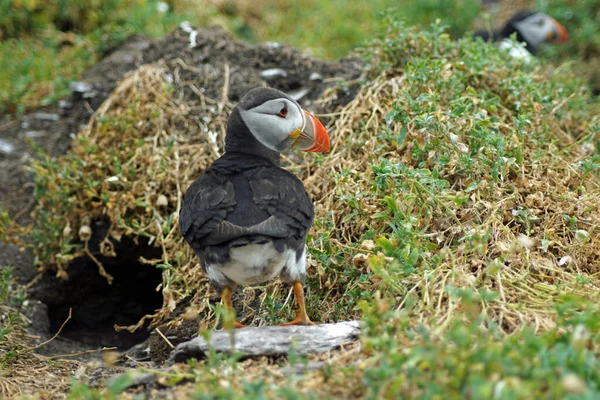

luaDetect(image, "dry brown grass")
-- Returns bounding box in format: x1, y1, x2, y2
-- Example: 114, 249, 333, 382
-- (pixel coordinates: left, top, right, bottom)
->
0, 304, 83, 398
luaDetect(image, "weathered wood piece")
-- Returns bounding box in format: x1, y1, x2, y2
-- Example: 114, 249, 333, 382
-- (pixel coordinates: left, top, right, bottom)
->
167, 321, 361, 365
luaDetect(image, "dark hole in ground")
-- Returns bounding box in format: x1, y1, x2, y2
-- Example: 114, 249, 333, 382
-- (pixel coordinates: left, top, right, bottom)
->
30, 223, 164, 350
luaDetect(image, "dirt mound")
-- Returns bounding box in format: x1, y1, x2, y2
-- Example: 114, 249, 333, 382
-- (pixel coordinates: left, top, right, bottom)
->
0, 22, 362, 374
142, 24, 362, 106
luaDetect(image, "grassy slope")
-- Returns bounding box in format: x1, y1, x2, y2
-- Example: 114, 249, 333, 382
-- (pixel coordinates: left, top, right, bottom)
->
2, 1, 600, 399
3, 18, 600, 399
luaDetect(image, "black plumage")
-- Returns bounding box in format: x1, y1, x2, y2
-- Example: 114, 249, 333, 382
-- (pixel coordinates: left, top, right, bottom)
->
475, 10, 538, 53
474, 9, 569, 56
179, 87, 328, 327
179, 153, 313, 286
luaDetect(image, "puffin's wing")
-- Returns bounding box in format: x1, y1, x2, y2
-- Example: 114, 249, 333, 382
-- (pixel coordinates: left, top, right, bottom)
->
248, 167, 314, 243
179, 173, 236, 246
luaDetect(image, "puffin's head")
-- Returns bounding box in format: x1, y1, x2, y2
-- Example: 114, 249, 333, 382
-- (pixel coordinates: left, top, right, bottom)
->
508, 10, 569, 49
235, 87, 330, 153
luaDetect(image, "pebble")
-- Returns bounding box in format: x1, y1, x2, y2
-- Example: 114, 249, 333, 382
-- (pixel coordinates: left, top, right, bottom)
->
288, 87, 311, 101
33, 112, 60, 121
69, 81, 93, 93
0, 139, 15, 155
261, 68, 288, 78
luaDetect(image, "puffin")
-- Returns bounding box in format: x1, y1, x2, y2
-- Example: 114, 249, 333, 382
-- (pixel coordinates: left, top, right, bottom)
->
474, 9, 569, 59
179, 87, 330, 328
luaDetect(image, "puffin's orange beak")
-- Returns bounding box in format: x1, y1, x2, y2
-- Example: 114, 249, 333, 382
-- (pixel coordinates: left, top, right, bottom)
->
291, 111, 330, 153
549, 19, 569, 43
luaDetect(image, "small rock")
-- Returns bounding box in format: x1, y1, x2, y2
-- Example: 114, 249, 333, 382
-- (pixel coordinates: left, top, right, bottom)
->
558, 255, 572, 266
73, 365, 87, 380
156, 195, 169, 207
70, 81, 93, 93
59, 100, 73, 109
23, 131, 46, 138
309, 72, 323, 81
288, 88, 311, 101
83, 90, 98, 99
32, 112, 60, 121
0, 139, 15, 155
281, 361, 324, 376
260, 68, 288, 79
359, 240, 375, 251
126, 341, 152, 362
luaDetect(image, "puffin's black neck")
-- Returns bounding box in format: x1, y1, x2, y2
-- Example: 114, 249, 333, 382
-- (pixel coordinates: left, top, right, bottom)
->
497, 24, 535, 53
224, 107, 281, 166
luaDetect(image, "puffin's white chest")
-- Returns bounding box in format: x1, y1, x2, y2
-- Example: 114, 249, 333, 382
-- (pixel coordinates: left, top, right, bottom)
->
498, 39, 533, 62
207, 242, 297, 286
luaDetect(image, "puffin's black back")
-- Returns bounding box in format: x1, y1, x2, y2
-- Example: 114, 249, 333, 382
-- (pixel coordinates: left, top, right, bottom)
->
473, 9, 540, 53
179, 87, 314, 278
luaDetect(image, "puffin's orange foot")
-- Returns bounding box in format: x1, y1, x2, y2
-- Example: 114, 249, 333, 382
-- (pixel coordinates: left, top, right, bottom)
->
221, 287, 246, 329
233, 320, 247, 329
280, 281, 315, 326
280, 316, 314, 326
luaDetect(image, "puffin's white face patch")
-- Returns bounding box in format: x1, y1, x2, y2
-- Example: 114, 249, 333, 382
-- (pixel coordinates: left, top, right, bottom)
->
498, 39, 533, 62
514, 13, 556, 48
240, 98, 304, 152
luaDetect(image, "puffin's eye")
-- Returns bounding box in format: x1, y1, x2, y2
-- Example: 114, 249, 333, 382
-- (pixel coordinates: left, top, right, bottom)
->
277, 105, 288, 118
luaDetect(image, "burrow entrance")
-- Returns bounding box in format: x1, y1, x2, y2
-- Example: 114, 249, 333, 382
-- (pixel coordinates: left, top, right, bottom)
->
30, 224, 164, 351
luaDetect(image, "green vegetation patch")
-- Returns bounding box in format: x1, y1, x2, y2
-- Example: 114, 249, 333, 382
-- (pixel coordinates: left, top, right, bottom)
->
0, 0, 221, 115
251, 0, 480, 59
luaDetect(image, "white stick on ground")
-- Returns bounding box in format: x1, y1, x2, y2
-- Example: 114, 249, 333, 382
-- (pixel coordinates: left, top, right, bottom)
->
168, 321, 361, 365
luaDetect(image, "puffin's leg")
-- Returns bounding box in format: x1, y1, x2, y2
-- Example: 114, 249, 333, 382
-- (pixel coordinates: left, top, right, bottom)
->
281, 281, 314, 326
221, 286, 246, 329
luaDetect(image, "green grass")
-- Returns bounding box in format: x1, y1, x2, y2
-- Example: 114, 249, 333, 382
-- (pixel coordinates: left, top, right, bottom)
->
0, 266, 27, 370
356, 294, 600, 399
253, 0, 479, 59
0, 32, 96, 115
62, 296, 600, 399
0, 0, 218, 116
